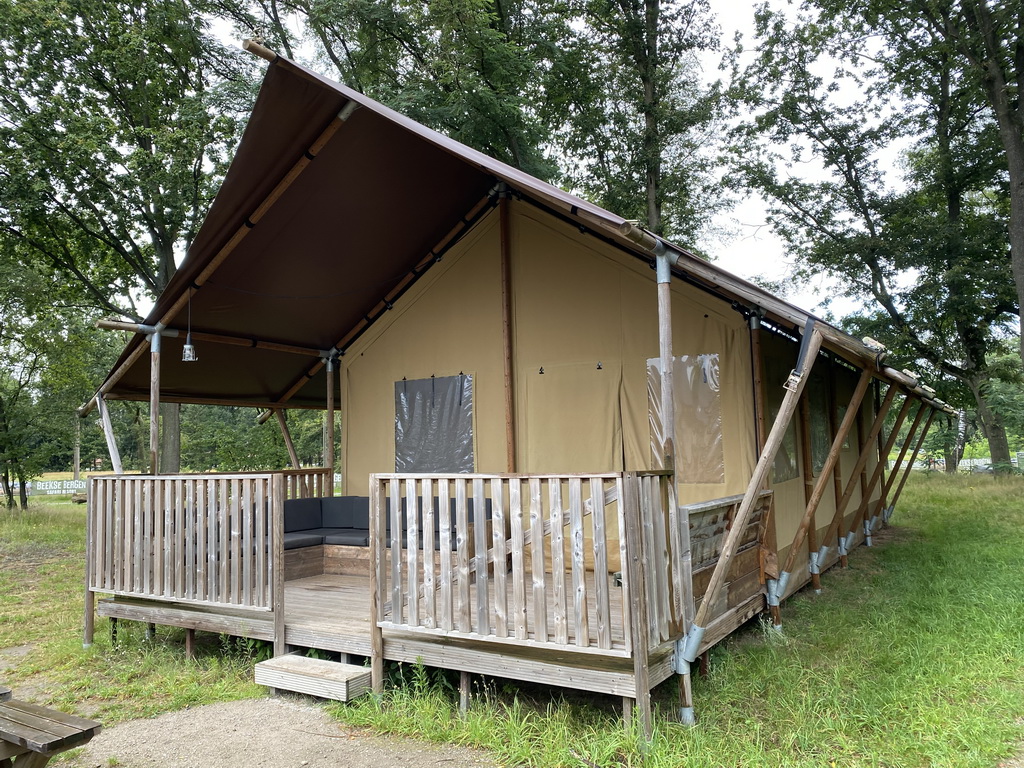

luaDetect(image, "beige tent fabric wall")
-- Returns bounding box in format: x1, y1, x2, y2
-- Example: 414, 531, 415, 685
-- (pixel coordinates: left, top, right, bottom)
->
340, 211, 507, 494
510, 202, 757, 503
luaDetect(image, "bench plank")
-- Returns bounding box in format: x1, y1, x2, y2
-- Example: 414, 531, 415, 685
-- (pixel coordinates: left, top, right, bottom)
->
0, 700, 101, 754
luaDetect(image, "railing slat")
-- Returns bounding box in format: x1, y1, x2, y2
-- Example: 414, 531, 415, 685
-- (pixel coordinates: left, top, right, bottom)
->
509, 478, 527, 641
591, 477, 611, 649
529, 478, 547, 642
390, 479, 404, 626
549, 479, 568, 645
569, 478, 590, 647
473, 477, 489, 634
406, 478, 419, 626
490, 478, 508, 638
455, 479, 471, 633
438, 478, 453, 632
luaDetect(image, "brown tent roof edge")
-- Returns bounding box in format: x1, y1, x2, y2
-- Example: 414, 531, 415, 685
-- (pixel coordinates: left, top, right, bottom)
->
83, 52, 952, 416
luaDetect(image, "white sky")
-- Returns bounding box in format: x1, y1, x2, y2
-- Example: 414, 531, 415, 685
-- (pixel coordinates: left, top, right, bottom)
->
701, 0, 862, 321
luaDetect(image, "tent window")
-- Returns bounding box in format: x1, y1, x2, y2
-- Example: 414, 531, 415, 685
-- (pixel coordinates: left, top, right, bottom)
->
647, 354, 725, 484
764, 352, 800, 483
808, 368, 831, 475
395, 374, 474, 473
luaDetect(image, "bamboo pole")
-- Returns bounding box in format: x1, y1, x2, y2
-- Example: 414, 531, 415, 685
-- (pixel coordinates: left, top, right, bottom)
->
149, 332, 161, 474
888, 408, 937, 514
682, 328, 823, 661
776, 367, 870, 601
97, 395, 123, 474
499, 193, 517, 471
815, 383, 897, 571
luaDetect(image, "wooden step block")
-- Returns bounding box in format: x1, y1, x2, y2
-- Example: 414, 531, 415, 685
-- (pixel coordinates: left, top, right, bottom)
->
255, 655, 371, 701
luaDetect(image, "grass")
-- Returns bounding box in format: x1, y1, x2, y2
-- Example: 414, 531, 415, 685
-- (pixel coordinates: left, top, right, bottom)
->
329, 473, 1024, 767
0, 502, 264, 723
1, 474, 1021, 765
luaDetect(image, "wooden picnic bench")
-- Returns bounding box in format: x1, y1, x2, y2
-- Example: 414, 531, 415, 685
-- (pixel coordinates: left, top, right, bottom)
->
0, 691, 101, 767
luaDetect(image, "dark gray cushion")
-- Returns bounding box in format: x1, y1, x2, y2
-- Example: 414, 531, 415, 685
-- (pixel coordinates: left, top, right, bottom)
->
284, 497, 322, 532
324, 530, 370, 546
321, 496, 370, 528
284, 532, 323, 549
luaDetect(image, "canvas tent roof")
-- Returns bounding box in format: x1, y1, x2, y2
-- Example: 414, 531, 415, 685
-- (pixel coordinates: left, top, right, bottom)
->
86, 49, 948, 415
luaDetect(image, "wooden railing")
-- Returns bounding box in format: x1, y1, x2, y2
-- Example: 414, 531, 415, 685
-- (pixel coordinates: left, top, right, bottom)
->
282, 467, 332, 500
87, 472, 290, 611
369, 472, 677, 657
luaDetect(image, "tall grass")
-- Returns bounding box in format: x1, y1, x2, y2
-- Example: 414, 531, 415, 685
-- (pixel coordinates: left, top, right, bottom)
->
0, 503, 263, 722
334, 473, 1024, 767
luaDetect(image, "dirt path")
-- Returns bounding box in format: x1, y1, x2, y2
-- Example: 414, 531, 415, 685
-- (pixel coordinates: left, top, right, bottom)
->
62, 696, 498, 768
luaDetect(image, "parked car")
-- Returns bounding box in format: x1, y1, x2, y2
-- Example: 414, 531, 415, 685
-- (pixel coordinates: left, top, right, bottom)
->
970, 463, 993, 474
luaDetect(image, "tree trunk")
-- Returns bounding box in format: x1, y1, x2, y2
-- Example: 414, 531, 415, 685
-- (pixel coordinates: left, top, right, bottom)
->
161, 402, 181, 473
967, 375, 1013, 472
16, 469, 28, 509
1, 467, 13, 508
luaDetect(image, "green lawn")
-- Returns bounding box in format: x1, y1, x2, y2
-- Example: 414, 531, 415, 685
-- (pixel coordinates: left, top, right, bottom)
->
1, 473, 1021, 766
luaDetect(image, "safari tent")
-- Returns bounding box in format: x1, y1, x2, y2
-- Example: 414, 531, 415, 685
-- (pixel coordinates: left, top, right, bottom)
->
80, 44, 951, 734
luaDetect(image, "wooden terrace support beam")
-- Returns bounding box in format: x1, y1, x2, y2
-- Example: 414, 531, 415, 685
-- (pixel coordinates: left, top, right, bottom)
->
888, 407, 937, 518
870, 401, 927, 539
849, 399, 871, 568
775, 367, 871, 606
325, 357, 336, 494
96, 395, 123, 474
680, 327, 823, 672
844, 393, 914, 563
814, 382, 898, 575
499, 192, 518, 472
275, 410, 301, 469
149, 331, 161, 474
797, 392, 821, 593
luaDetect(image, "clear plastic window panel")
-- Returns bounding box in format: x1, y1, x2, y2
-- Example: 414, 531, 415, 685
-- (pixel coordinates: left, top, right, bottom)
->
394, 374, 474, 473
647, 354, 725, 484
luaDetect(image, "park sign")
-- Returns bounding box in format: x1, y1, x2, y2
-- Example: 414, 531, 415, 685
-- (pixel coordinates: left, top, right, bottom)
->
28, 479, 87, 496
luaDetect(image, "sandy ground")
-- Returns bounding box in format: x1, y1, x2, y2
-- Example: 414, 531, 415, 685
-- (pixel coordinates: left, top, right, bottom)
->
61, 696, 498, 768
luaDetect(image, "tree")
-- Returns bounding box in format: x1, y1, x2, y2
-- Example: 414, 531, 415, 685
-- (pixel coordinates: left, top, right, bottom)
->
0, 0, 254, 470
728, 3, 1018, 471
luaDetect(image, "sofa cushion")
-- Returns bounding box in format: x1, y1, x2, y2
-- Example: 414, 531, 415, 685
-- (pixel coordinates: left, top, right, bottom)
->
324, 530, 370, 546
321, 496, 370, 529
284, 532, 323, 549
284, 497, 323, 532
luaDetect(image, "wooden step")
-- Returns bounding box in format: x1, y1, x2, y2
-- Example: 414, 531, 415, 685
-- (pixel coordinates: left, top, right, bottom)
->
255, 655, 372, 701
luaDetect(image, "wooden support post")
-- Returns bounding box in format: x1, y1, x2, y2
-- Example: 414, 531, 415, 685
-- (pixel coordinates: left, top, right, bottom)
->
683, 328, 823, 657
881, 402, 926, 505
749, 317, 781, 617
275, 410, 301, 469
149, 332, 161, 474
73, 418, 81, 481
145, 623, 156, 641
369, 477, 385, 694
889, 407, 937, 515
816, 383, 897, 573
849, 393, 914, 558
499, 194, 517, 472
97, 396, 123, 474
325, 358, 335, 493
797, 392, 822, 594
459, 671, 471, 715
83, 483, 94, 648
623, 473, 653, 739
271, 474, 287, 658
849, 398, 871, 567
109, 617, 118, 645
185, 628, 196, 659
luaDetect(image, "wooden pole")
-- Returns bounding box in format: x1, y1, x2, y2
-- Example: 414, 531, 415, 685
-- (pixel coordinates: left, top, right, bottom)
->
777, 367, 870, 600
271, 474, 286, 657
96, 395, 123, 474
73, 417, 81, 481
369, 477, 385, 694
816, 383, 897, 570
847, 392, 914, 560
149, 332, 161, 474
889, 408, 937, 514
850, 396, 871, 567
623, 473, 653, 739
825, 364, 846, 584
325, 357, 335, 495
749, 317, 781, 617
882, 402, 926, 502
683, 329, 823, 658
275, 410, 301, 469
499, 194, 517, 472
83, 479, 94, 648
797, 392, 821, 593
